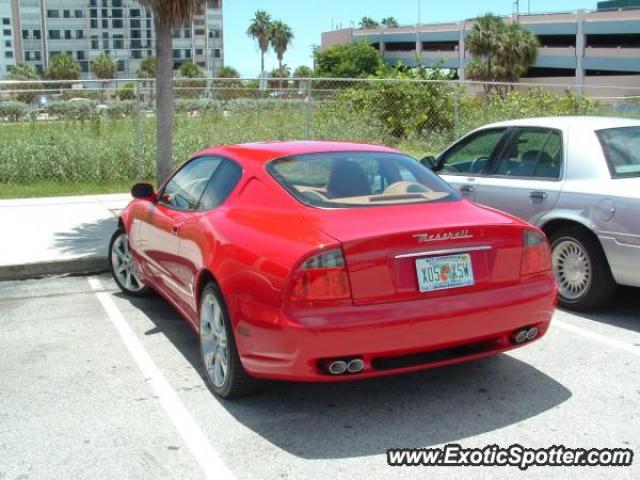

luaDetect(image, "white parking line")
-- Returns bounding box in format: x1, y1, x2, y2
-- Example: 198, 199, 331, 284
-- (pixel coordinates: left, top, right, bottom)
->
88, 278, 235, 480
554, 319, 640, 358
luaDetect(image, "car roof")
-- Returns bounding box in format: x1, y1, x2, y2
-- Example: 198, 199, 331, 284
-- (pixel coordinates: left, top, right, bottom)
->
481, 116, 640, 132
194, 141, 399, 164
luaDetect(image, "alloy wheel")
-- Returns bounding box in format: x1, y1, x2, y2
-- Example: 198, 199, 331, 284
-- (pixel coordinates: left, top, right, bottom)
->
111, 232, 145, 292
552, 239, 592, 301
200, 293, 229, 388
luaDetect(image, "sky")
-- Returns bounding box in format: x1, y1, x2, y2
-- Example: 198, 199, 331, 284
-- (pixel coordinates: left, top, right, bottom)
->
224, 0, 595, 77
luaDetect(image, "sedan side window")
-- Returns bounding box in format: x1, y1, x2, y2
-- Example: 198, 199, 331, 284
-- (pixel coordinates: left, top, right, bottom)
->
198, 160, 243, 210
439, 129, 507, 175
160, 156, 223, 210
494, 128, 563, 179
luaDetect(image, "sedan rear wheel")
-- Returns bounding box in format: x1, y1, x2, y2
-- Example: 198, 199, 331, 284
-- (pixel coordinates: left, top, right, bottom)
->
550, 227, 616, 311
109, 227, 150, 296
199, 284, 263, 398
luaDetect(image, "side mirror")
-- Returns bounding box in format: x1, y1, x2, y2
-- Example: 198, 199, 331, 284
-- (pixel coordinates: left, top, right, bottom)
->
419, 155, 438, 171
131, 182, 156, 201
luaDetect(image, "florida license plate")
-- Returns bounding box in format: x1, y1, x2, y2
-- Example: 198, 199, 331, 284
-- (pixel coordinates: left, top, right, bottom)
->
415, 254, 474, 292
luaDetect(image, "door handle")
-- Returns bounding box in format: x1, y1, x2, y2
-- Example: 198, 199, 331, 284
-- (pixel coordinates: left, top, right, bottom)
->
530, 191, 548, 200
460, 185, 476, 193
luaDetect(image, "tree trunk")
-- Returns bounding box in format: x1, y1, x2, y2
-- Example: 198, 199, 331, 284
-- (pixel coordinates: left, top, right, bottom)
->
260, 50, 265, 76
155, 20, 174, 185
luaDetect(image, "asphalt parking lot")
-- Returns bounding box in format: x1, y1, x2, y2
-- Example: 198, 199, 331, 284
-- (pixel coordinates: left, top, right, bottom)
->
1, 273, 638, 480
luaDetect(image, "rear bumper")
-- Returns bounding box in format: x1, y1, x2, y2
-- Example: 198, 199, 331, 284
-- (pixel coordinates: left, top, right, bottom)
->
237, 276, 557, 381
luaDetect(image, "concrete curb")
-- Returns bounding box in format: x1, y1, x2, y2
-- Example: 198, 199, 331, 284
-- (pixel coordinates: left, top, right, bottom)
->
0, 257, 109, 281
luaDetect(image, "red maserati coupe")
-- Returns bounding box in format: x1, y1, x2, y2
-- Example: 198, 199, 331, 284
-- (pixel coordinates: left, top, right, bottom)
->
110, 141, 557, 398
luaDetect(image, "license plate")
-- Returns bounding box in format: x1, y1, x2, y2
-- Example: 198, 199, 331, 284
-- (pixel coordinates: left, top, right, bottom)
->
415, 254, 474, 292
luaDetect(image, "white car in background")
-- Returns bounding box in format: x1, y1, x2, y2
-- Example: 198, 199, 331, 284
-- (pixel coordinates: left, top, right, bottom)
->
423, 116, 640, 311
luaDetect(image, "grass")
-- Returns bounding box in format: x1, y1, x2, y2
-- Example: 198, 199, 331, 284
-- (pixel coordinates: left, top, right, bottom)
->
0, 180, 134, 199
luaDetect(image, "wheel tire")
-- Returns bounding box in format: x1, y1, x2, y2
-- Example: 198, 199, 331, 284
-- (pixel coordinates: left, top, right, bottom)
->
550, 226, 616, 311
109, 227, 151, 297
199, 283, 263, 398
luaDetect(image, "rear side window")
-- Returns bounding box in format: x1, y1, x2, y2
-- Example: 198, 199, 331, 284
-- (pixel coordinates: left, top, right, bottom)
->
494, 128, 562, 179
198, 160, 242, 210
268, 151, 458, 208
596, 126, 640, 178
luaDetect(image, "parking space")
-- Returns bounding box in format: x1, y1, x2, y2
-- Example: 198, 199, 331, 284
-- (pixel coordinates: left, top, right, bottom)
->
1, 274, 638, 480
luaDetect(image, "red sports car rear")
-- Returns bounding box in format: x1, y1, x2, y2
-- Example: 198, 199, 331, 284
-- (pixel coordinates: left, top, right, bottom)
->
111, 141, 557, 397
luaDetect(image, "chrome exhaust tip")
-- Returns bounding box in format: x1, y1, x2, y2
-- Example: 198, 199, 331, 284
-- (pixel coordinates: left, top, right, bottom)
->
347, 358, 365, 373
526, 327, 539, 341
514, 329, 528, 344
328, 360, 348, 375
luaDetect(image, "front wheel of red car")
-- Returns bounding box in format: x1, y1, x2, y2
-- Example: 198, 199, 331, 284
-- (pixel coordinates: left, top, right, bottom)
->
199, 284, 262, 398
109, 227, 151, 297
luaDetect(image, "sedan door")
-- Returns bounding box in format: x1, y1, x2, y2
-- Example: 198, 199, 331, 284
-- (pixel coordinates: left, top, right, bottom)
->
473, 127, 564, 224
438, 127, 510, 202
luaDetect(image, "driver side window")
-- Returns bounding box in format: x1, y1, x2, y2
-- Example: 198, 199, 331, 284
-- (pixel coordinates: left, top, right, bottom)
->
160, 156, 223, 210
440, 128, 507, 175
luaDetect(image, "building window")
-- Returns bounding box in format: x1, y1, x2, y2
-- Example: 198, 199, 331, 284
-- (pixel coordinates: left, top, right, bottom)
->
48, 30, 61, 40
5, 40, 11, 47
185, 49, 192, 58
34, 51, 41, 61
117, 60, 125, 72
130, 8, 141, 17
22, 29, 28, 39
2, 18, 10, 25
90, 19, 98, 28
113, 19, 123, 29
196, 48, 203, 55
214, 49, 221, 58
130, 19, 140, 29
195, 29, 205, 36
77, 30, 84, 39
90, 9, 97, 18
132, 49, 142, 59
91, 36, 99, 49
113, 35, 124, 49
25, 51, 31, 61
113, 0, 122, 7
173, 49, 181, 58
33, 30, 41, 39
6, 51, 13, 59
184, 28, 191, 38
102, 19, 108, 29
112, 9, 123, 18
77, 51, 85, 60
3, 29, 11, 36
101, 8, 108, 17
47, 10, 59, 18
75, 10, 83, 18
63, 10, 70, 18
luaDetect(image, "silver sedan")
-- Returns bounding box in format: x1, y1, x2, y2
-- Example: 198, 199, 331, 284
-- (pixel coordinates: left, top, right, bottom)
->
424, 116, 640, 311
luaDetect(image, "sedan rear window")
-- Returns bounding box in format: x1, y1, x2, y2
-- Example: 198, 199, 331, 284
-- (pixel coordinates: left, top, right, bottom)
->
596, 126, 640, 178
268, 151, 458, 208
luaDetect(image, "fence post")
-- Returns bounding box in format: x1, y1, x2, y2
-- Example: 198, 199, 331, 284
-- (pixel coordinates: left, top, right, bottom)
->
135, 79, 142, 180
305, 78, 312, 139
453, 83, 460, 140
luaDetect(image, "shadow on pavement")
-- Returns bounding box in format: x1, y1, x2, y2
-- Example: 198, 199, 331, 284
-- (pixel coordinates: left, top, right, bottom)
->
559, 286, 640, 334
53, 217, 116, 257
120, 290, 572, 460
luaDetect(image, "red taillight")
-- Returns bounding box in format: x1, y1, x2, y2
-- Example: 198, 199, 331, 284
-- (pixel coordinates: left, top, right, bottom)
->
289, 248, 351, 302
520, 230, 552, 276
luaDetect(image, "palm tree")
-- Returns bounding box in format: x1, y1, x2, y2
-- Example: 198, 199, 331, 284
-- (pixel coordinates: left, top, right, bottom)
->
270, 21, 294, 71
8, 62, 43, 103
137, 56, 156, 103
46, 53, 82, 83
91, 52, 116, 100
496, 22, 539, 83
139, 0, 201, 184
466, 14, 504, 84
247, 10, 272, 76
359, 17, 379, 29
381, 17, 399, 28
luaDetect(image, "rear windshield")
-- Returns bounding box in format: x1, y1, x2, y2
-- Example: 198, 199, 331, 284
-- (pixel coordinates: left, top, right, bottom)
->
268, 151, 459, 208
596, 126, 640, 178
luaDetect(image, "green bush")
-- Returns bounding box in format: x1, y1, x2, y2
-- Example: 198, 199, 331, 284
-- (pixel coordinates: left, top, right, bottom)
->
116, 82, 135, 101
175, 98, 223, 114
0, 101, 30, 122
45, 101, 95, 120
105, 101, 136, 118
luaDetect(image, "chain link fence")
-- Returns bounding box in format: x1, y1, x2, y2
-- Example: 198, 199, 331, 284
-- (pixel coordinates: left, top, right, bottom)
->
1, 77, 639, 197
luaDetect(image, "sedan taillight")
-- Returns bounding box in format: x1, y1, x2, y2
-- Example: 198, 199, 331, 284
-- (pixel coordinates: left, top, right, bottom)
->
520, 230, 552, 276
289, 248, 351, 302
